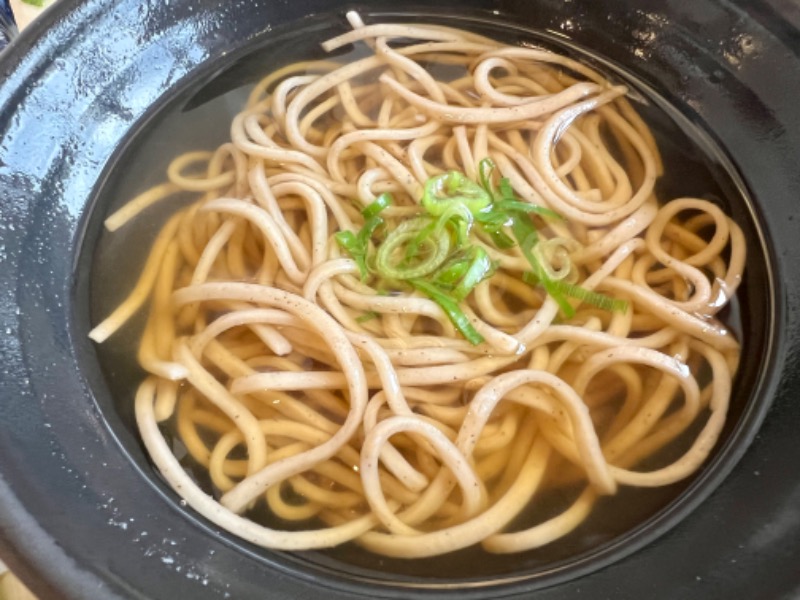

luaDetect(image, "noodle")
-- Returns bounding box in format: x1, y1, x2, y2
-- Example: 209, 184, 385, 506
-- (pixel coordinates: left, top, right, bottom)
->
90, 12, 744, 558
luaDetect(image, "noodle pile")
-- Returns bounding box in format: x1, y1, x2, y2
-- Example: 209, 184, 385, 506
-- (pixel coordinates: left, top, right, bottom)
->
90, 13, 744, 558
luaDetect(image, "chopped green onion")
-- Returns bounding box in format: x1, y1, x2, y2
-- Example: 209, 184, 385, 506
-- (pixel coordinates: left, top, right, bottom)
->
511, 218, 540, 257
335, 195, 392, 279
356, 311, 380, 323
541, 280, 576, 317
533, 238, 577, 281
492, 199, 562, 220
334, 230, 359, 250
510, 218, 575, 316
474, 210, 509, 228
404, 219, 437, 262
486, 229, 516, 249
474, 210, 515, 248
376, 218, 451, 280
498, 177, 516, 201
553, 281, 630, 314
362, 193, 393, 219
478, 158, 497, 196
334, 230, 369, 279
522, 273, 629, 315
422, 171, 492, 216
432, 202, 474, 247
340, 163, 627, 337
410, 279, 484, 345
452, 247, 494, 301
358, 215, 384, 245
432, 256, 471, 288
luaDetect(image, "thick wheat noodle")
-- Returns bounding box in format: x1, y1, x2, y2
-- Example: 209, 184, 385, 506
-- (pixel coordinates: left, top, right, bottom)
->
355, 434, 552, 557
89, 212, 183, 343
551, 130, 585, 179
326, 121, 441, 183
336, 80, 376, 127
599, 277, 737, 350
104, 182, 182, 232
361, 415, 486, 535
136, 378, 387, 549
226, 350, 518, 390
175, 342, 268, 476
361, 397, 430, 493
532, 95, 656, 224
171, 283, 369, 513
355, 167, 410, 208
137, 240, 185, 381
165, 151, 237, 191
562, 124, 632, 207
572, 199, 659, 264
474, 46, 617, 87
231, 113, 328, 175
152, 379, 179, 423
268, 171, 357, 230
375, 36, 448, 104
269, 181, 331, 265
338, 333, 433, 492
473, 58, 536, 107
200, 199, 310, 284
268, 74, 318, 127
354, 140, 424, 197
380, 75, 607, 125
482, 487, 596, 553
608, 341, 732, 486
92, 14, 744, 559
246, 60, 339, 107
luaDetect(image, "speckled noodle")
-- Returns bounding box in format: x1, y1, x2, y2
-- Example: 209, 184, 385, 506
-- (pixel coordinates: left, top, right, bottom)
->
90, 11, 744, 558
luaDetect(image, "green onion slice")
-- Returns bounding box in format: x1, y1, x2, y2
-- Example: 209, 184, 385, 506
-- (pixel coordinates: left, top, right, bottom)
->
422, 171, 492, 217
376, 218, 451, 280
334, 230, 369, 279
362, 193, 393, 219
356, 311, 380, 323
410, 279, 484, 345
452, 247, 494, 301
553, 281, 630, 314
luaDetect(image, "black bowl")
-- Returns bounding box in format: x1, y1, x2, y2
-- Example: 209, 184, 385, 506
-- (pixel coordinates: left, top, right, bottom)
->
1, 1, 799, 599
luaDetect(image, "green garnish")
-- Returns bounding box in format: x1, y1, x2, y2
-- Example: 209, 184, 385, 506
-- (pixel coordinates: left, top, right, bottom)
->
422, 170, 492, 216
552, 281, 630, 314
478, 158, 628, 318
21, 0, 45, 6
334, 161, 628, 345
355, 311, 380, 323
335, 194, 393, 279
361, 192, 393, 219
409, 279, 484, 345
449, 247, 495, 302
375, 217, 452, 280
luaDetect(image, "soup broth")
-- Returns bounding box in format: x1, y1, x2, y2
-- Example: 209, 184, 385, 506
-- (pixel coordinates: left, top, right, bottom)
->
90, 11, 747, 580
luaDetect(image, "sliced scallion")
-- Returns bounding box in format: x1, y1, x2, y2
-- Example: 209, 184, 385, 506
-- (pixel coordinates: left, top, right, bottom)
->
410, 279, 484, 345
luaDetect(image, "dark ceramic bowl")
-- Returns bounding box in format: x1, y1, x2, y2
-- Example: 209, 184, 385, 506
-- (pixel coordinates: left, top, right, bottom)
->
1, 1, 800, 598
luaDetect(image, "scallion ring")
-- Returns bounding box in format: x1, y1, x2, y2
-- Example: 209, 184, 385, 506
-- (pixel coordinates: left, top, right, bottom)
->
376, 218, 452, 280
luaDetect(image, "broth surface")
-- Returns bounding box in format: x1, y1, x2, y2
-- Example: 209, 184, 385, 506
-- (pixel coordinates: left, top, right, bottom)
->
90, 13, 746, 579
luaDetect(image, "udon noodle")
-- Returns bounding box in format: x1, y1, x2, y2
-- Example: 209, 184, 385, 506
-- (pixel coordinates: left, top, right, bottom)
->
90, 13, 744, 558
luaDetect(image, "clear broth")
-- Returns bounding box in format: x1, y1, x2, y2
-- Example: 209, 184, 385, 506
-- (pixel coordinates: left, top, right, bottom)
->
90, 13, 749, 581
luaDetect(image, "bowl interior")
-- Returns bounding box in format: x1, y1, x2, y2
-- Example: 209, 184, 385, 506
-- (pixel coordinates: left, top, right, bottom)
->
76, 9, 777, 591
